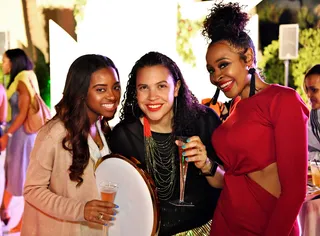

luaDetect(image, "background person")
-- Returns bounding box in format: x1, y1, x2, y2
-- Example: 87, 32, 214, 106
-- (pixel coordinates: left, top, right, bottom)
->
0, 84, 7, 235
0, 48, 40, 232
304, 64, 320, 161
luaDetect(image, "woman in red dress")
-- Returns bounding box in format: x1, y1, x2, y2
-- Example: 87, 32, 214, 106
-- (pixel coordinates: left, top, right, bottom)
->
202, 2, 309, 235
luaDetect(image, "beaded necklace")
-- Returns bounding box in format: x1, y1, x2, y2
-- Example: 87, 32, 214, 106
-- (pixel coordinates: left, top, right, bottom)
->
143, 116, 177, 200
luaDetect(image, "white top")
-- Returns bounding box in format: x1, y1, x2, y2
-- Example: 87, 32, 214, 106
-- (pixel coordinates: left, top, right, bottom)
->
88, 120, 111, 164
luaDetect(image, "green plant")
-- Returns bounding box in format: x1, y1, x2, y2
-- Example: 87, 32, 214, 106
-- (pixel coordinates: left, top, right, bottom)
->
257, 3, 284, 23
258, 40, 285, 85
259, 28, 320, 103
297, 6, 316, 29
292, 28, 320, 102
34, 47, 51, 107
73, 0, 87, 34
176, 4, 203, 67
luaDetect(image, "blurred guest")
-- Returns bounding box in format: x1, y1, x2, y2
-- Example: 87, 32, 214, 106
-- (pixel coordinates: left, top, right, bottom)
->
203, 2, 309, 235
304, 64, 320, 161
201, 95, 240, 122
0, 49, 39, 232
0, 84, 7, 137
22, 54, 120, 235
0, 83, 7, 235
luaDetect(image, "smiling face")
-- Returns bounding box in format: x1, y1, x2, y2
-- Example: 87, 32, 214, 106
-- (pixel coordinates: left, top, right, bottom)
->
206, 41, 252, 99
305, 74, 320, 110
136, 65, 180, 127
86, 67, 121, 123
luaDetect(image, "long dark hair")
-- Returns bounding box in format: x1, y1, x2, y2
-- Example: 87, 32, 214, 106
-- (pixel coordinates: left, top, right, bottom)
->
54, 54, 120, 186
202, 2, 257, 65
5, 49, 34, 87
120, 51, 205, 135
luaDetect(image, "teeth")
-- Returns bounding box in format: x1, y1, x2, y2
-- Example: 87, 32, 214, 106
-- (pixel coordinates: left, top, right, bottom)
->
102, 104, 115, 109
220, 81, 232, 89
148, 104, 161, 109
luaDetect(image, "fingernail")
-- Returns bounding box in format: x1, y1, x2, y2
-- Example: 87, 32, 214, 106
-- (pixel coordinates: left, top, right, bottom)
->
111, 217, 115, 221
114, 204, 119, 208
182, 152, 186, 156
104, 223, 108, 226
182, 145, 186, 149
185, 157, 189, 161
113, 211, 116, 216
187, 138, 190, 143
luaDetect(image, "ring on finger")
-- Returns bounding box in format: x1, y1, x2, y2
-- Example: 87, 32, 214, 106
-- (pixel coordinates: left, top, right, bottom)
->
97, 213, 103, 220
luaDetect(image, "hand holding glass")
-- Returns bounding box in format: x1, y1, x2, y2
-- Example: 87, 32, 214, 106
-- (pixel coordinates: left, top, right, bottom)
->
99, 181, 118, 236
169, 136, 194, 207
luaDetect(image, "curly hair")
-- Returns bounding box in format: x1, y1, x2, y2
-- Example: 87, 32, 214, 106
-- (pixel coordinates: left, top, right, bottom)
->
202, 2, 256, 65
4, 48, 34, 87
120, 51, 206, 135
54, 54, 119, 186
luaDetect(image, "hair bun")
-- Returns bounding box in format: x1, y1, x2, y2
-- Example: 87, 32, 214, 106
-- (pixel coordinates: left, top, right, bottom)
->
203, 2, 249, 41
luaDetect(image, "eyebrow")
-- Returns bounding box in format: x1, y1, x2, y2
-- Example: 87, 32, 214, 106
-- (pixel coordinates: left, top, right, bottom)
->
93, 81, 120, 88
137, 80, 168, 87
215, 57, 228, 63
306, 85, 317, 89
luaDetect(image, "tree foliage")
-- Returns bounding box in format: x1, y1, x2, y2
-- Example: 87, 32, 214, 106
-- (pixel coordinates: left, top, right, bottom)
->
292, 28, 320, 101
259, 28, 320, 102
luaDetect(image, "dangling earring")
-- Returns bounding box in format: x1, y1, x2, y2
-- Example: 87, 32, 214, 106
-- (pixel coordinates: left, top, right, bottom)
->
129, 92, 140, 118
248, 68, 256, 97
211, 88, 220, 105
174, 97, 178, 115
130, 102, 140, 118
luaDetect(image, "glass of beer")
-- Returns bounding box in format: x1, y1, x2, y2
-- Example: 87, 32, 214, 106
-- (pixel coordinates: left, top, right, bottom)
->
99, 181, 118, 236
169, 136, 194, 207
310, 161, 320, 187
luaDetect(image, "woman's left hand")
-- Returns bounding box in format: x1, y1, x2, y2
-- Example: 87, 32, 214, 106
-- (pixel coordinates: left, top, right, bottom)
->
175, 136, 207, 169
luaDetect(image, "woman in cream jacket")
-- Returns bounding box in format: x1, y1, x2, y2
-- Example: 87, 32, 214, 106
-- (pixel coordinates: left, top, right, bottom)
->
22, 54, 121, 235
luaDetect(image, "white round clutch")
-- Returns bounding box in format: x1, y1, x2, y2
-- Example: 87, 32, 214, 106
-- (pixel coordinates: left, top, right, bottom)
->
95, 154, 159, 236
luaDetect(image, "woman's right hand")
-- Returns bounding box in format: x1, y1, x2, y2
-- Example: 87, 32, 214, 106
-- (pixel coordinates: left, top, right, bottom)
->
84, 200, 118, 225
0, 134, 9, 151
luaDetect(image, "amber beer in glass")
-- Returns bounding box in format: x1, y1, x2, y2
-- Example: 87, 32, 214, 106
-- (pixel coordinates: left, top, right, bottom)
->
99, 182, 118, 236
310, 161, 320, 187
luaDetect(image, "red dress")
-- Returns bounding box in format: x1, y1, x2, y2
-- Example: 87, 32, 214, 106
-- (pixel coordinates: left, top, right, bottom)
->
211, 85, 309, 236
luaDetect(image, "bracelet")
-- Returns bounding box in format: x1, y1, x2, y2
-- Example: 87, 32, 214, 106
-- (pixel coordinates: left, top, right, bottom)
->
6, 132, 13, 138
200, 158, 218, 176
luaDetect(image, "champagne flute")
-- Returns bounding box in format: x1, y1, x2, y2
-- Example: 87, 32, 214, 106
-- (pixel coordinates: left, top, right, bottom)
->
99, 181, 118, 236
169, 136, 194, 207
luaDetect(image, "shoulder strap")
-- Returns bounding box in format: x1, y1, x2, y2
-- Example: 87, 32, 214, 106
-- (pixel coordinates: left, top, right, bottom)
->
27, 77, 38, 95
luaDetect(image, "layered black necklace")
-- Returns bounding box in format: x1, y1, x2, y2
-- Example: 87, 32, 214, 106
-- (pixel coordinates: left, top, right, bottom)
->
143, 116, 177, 201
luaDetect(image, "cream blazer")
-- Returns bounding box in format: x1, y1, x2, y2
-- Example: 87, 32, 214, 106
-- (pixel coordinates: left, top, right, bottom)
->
21, 119, 105, 236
